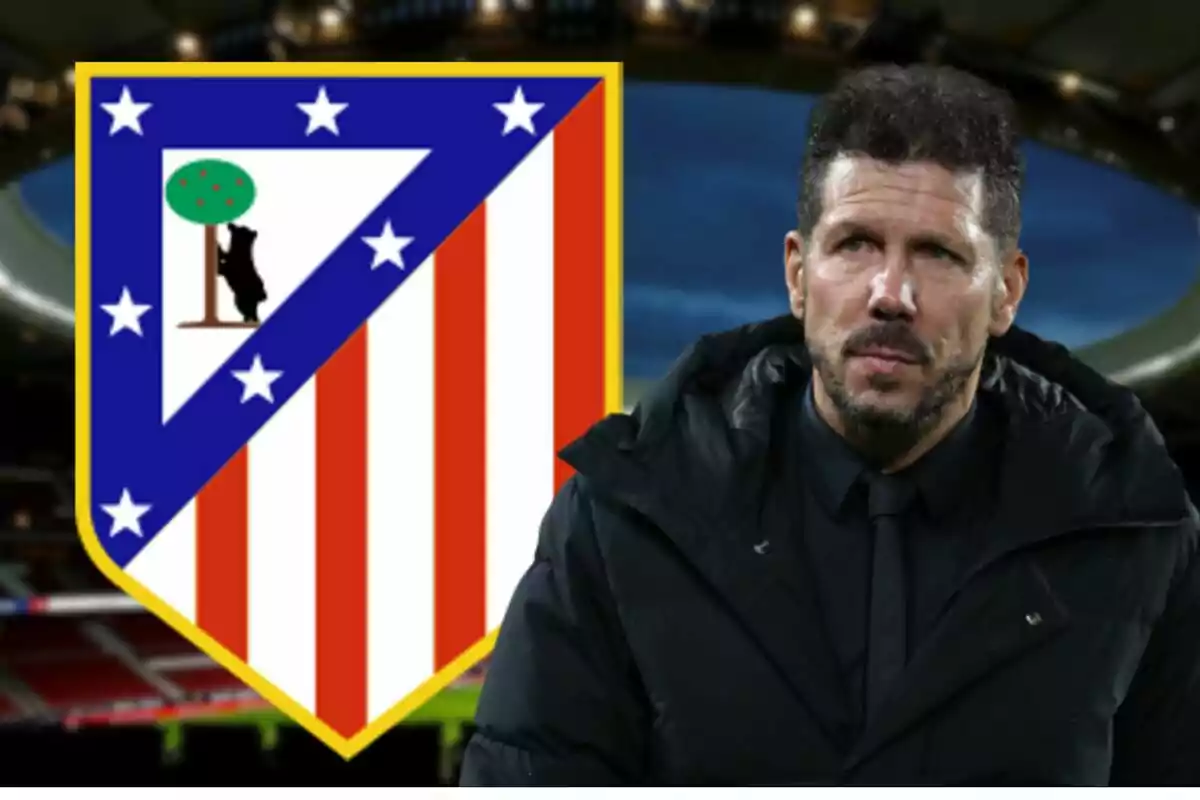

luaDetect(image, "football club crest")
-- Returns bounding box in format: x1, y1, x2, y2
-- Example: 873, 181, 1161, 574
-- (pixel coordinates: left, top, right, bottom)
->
74, 61, 623, 758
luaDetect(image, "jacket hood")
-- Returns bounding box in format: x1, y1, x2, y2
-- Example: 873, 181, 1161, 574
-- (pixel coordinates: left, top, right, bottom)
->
563, 314, 1191, 531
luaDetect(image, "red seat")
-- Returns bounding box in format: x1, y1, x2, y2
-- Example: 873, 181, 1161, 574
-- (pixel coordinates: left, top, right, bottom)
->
168, 668, 247, 694
104, 614, 194, 655
8, 657, 160, 709
0, 617, 96, 660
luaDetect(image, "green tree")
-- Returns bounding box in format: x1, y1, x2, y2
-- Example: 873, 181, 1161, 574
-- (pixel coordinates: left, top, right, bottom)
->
165, 159, 257, 326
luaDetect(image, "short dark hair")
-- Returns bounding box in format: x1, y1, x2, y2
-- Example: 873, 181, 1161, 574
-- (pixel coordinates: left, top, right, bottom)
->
798, 64, 1024, 256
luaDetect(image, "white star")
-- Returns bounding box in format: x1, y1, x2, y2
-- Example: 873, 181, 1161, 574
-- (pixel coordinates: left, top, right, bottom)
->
297, 86, 348, 135
100, 287, 152, 337
493, 86, 544, 136
100, 86, 152, 136
231, 354, 283, 403
100, 489, 152, 538
362, 220, 414, 270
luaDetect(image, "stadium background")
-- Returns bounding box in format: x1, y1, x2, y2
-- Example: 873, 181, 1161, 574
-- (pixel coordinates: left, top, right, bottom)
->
1, 0, 1199, 786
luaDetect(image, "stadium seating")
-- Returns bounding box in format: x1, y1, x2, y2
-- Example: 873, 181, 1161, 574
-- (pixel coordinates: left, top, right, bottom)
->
166, 667, 248, 694
0, 616, 94, 656
8, 657, 157, 709
103, 614, 193, 656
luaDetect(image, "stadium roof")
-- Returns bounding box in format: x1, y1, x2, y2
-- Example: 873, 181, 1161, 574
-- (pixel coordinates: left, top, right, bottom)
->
893, 0, 1199, 110
0, 0, 1196, 394
0, 0, 1193, 198
0, 0, 1194, 106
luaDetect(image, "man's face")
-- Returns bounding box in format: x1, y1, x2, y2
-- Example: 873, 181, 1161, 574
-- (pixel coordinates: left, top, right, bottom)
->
784, 157, 1027, 453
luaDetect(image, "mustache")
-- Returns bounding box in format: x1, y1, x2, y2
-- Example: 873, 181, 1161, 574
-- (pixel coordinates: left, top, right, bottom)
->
843, 321, 932, 364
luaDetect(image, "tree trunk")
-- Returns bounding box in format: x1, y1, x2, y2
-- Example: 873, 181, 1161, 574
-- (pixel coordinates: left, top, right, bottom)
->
203, 224, 218, 324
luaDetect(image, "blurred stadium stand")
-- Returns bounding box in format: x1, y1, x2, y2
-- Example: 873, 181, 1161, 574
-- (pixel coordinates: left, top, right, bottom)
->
0, 0, 1197, 786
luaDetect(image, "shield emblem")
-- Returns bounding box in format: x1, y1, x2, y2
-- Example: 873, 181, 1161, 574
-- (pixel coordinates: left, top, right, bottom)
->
74, 61, 622, 758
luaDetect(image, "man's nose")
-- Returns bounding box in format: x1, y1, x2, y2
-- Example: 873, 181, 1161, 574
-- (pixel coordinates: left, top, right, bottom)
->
868, 259, 916, 320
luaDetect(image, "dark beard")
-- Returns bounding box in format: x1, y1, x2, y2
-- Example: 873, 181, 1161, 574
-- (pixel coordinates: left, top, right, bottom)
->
808, 337, 983, 468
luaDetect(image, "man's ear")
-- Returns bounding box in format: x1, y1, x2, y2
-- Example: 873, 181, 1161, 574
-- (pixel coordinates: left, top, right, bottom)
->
989, 249, 1029, 336
784, 231, 806, 319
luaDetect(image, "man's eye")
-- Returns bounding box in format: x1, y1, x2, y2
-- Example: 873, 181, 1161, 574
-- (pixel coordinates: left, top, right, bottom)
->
916, 243, 962, 263
838, 235, 876, 252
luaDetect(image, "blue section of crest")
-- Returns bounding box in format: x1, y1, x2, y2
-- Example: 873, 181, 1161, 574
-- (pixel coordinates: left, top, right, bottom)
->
87, 75, 601, 568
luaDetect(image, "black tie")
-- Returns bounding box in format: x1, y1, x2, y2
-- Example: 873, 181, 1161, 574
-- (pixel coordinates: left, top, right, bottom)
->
865, 474, 911, 720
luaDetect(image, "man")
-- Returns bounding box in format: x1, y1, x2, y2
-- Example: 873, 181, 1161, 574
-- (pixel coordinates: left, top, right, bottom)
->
460, 65, 1200, 785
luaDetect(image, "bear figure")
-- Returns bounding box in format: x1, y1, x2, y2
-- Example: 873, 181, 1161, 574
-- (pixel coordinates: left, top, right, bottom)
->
216, 222, 267, 323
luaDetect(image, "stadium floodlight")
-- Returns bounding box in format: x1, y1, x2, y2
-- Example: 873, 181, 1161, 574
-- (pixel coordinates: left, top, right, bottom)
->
643, 0, 669, 23
1058, 71, 1082, 96
790, 4, 818, 36
174, 32, 201, 60
273, 10, 297, 39
318, 5, 345, 34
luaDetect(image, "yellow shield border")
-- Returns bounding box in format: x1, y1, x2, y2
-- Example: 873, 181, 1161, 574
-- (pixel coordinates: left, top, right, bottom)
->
73, 60, 624, 759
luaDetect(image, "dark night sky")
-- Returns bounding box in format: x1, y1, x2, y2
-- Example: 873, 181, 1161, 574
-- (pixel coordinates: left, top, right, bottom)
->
19, 80, 1199, 378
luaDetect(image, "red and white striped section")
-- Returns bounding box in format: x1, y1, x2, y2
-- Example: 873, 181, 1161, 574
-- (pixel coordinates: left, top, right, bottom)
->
125, 85, 608, 739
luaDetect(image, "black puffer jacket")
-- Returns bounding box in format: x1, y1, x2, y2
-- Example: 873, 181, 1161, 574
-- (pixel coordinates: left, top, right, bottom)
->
461, 316, 1200, 785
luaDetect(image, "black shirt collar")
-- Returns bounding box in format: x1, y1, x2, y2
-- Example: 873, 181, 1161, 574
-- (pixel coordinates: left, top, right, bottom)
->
798, 381, 982, 520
